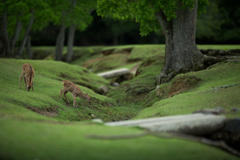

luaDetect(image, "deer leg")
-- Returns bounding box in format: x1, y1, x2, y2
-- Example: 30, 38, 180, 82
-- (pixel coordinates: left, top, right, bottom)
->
60, 88, 66, 99
63, 91, 69, 104
24, 77, 27, 89
73, 94, 76, 108
19, 73, 24, 89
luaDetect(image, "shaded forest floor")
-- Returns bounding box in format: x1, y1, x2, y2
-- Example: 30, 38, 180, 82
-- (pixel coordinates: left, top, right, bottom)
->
0, 44, 240, 159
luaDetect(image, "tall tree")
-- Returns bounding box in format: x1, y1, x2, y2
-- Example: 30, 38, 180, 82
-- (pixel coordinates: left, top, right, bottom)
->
54, 0, 95, 62
97, 0, 211, 84
0, 0, 56, 56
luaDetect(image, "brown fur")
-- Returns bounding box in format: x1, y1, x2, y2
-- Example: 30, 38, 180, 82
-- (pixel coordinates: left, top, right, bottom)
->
19, 63, 35, 91
60, 80, 91, 107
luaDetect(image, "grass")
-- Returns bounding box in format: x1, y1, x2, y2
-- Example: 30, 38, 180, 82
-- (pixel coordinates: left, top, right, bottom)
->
1, 44, 240, 159
106, 55, 165, 103
0, 118, 239, 160
134, 61, 240, 119
0, 59, 143, 122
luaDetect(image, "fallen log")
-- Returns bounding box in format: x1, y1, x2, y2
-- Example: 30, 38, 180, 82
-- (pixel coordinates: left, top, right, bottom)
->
97, 68, 130, 79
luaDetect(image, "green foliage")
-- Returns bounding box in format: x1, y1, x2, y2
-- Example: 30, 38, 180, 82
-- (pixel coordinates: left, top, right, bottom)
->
55, 0, 96, 31
97, 0, 209, 36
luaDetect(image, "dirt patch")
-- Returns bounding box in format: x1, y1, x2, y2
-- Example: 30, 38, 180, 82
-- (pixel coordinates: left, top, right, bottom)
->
26, 106, 60, 117
167, 75, 202, 98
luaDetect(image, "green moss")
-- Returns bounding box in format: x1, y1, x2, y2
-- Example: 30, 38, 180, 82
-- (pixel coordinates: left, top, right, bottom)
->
134, 61, 240, 119
106, 55, 164, 103
128, 45, 165, 61
85, 54, 129, 73
0, 59, 140, 122
1, 119, 238, 160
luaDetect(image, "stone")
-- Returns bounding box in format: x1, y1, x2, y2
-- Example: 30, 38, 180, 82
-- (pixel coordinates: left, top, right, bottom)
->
230, 107, 239, 113
105, 113, 227, 136
110, 82, 119, 87
97, 86, 108, 95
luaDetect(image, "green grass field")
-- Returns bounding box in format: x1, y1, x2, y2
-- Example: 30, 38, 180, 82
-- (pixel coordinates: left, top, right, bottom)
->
1, 44, 240, 159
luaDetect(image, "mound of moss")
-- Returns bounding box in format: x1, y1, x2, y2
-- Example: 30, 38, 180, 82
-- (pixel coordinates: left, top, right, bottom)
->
78, 45, 165, 74
135, 61, 240, 119
106, 55, 164, 104
0, 59, 142, 122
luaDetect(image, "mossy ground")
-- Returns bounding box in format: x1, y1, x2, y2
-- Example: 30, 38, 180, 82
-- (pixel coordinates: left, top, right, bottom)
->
0, 59, 142, 122
1, 44, 240, 159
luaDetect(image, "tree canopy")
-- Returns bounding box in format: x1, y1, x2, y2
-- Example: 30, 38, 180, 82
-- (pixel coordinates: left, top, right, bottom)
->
97, 0, 209, 36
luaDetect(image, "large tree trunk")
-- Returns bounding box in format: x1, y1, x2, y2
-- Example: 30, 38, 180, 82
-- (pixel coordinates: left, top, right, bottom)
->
66, 24, 76, 63
155, 0, 204, 84
18, 13, 34, 56
0, 11, 10, 56
55, 23, 66, 61
10, 21, 22, 56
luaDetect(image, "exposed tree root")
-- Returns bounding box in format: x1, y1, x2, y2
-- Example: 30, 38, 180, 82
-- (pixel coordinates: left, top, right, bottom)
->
157, 49, 240, 85
203, 83, 240, 93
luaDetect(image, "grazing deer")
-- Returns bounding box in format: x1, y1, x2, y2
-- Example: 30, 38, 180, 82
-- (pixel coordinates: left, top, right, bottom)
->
60, 80, 91, 107
19, 63, 35, 91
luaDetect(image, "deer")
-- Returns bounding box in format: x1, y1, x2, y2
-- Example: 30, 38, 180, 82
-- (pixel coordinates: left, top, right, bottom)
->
19, 63, 35, 91
60, 80, 91, 107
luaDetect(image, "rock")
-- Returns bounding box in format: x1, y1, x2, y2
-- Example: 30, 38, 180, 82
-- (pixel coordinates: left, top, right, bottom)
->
92, 119, 103, 123
211, 118, 240, 151
110, 82, 119, 87
224, 118, 240, 133
192, 107, 227, 115
97, 86, 108, 95
129, 63, 140, 75
230, 107, 239, 113
105, 113, 227, 136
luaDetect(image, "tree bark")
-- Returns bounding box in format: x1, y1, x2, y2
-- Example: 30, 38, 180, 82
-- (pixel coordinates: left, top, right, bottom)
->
155, 0, 204, 84
18, 13, 34, 56
55, 23, 66, 61
26, 36, 32, 59
66, 24, 76, 63
10, 21, 22, 56
0, 11, 10, 56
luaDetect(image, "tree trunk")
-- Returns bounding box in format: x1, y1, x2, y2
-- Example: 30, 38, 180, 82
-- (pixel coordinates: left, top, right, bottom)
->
66, 24, 76, 63
26, 36, 32, 59
155, 0, 204, 84
55, 23, 66, 61
10, 21, 22, 56
0, 11, 10, 56
113, 36, 118, 45
18, 13, 34, 56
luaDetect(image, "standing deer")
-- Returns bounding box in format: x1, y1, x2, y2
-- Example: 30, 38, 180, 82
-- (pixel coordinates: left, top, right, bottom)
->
19, 63, 35, 91
60, 80, 91, 107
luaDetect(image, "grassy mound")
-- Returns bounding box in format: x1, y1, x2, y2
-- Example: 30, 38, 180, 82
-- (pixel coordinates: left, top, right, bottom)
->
1, 117, 238, 160
106, 55, 164, 103
0, 59, 142, 122
78, 45, 165, 74
135, 61, 240, 119
1, 45, 240, 159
